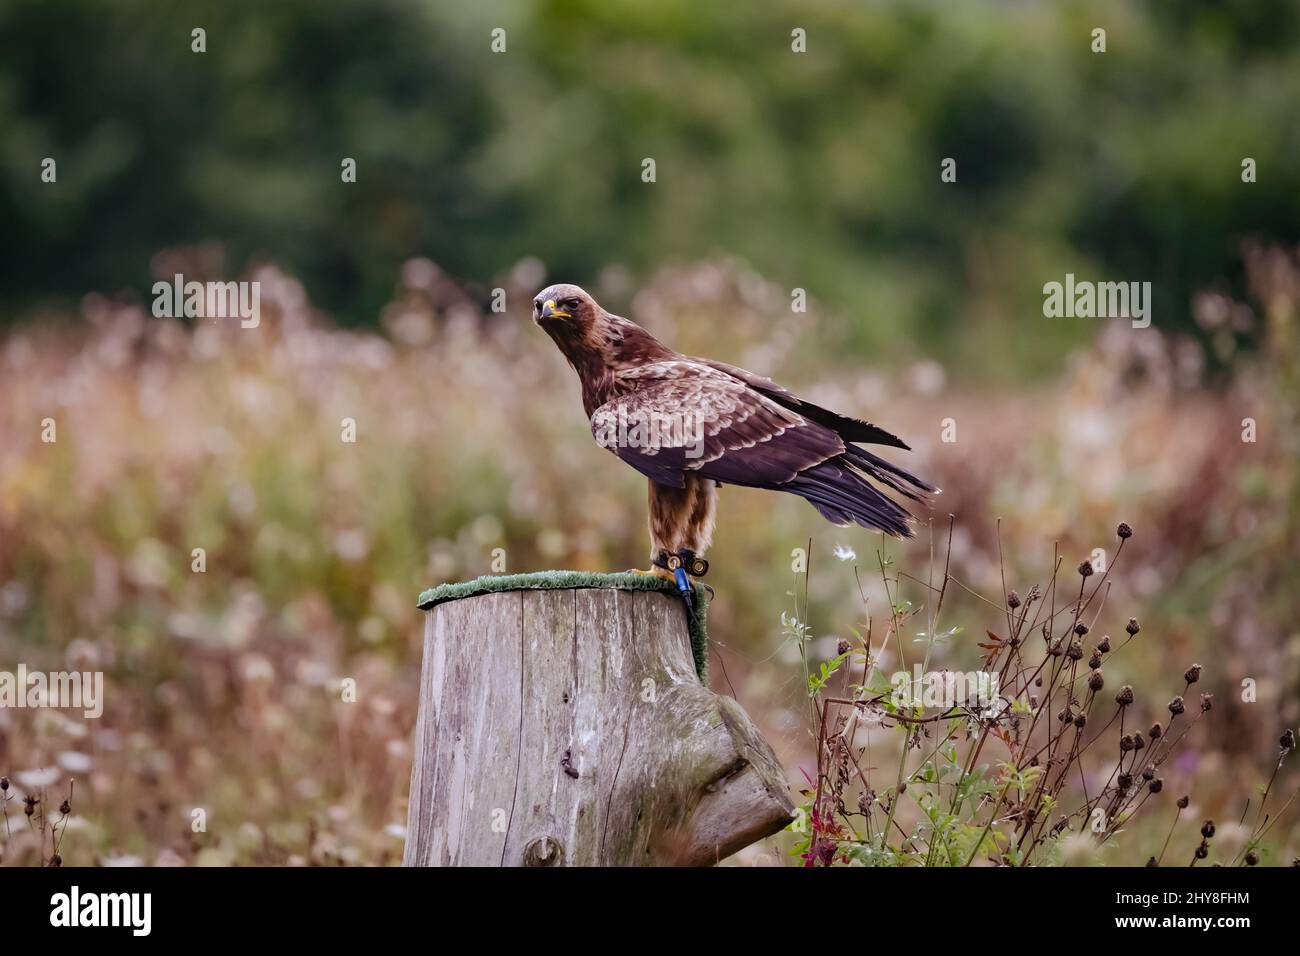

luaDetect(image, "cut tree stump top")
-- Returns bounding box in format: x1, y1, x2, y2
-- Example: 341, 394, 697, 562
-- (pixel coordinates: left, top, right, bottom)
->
418, 570, 710, 679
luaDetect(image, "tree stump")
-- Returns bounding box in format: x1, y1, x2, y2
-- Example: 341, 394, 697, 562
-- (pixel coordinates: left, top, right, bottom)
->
403, 574, 795, 866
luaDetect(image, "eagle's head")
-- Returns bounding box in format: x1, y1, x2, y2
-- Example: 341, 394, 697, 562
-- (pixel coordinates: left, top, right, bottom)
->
533, 283, 608, 372
533, 283, 599, 330
532, 283, 675, 412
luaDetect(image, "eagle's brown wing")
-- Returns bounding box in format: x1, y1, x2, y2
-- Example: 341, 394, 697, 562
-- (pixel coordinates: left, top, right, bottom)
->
590, 360, 932, 537
699, 358, 911, 449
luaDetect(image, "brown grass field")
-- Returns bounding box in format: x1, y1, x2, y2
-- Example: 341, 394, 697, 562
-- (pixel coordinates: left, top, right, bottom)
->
2, 250, 1298, 866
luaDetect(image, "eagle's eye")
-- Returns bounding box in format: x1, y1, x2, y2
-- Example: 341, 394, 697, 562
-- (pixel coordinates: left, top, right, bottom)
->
562, 297, 581, 311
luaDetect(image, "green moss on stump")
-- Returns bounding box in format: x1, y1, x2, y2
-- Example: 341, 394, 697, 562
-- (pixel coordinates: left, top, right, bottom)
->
418, 571, 709, 680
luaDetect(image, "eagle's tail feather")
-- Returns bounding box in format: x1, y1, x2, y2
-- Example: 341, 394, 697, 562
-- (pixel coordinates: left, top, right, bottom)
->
842, 444, 939, 499
785, 460, 917, 538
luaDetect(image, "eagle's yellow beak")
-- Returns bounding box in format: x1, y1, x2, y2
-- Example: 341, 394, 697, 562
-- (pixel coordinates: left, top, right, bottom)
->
540, 299, 570, 320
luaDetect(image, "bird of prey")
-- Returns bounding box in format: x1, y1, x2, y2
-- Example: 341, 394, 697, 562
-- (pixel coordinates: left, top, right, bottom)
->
533, 283, 936, 617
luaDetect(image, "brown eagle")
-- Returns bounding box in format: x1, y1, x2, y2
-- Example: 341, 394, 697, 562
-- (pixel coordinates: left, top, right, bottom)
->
533, 283, 936, 606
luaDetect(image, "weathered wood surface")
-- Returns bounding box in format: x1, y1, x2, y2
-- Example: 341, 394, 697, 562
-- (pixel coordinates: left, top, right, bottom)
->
403, 586, 794, 866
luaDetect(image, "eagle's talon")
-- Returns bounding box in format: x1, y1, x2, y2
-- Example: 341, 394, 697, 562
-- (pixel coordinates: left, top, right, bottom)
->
627, 566, 675, 582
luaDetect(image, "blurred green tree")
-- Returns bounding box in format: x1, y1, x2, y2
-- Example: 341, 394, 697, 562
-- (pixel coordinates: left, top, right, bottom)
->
3, 0, 1299, 375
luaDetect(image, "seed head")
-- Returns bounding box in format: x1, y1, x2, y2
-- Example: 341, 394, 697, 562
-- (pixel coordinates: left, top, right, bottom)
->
1245, 850, 1259, 866
1149, 778, 1163, 793
1115, 685, 1134, 707
858, 791, 874, 815
1183, 663, 1202, 685
1117, 522, 1133, 540
1088, 670, 1105, 692
1126, 618, 1140, 636
1073, 713, 1087, 728
1149, 722, 1163, 740
1118, 772, 1133, 790
1078, 561, 1094, 577
1168, 696, 1185, 716
837, 638, 852, 656
1177, 795, 1190, 809
1007, 590, 1021, 609
1133, 731, 1145, 751
1067, 641, 1084, 661
1074, 622, 1089, 637
1195, 842, 1208, 860
1281, 729, 1296, 752
1120, 734, 1134, 752
0, 777, 8, 791
1199, 693, 1213, 712
59, 798, 71, 815
1097, 635, 1111, 653
1201, 820, 1216, 839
